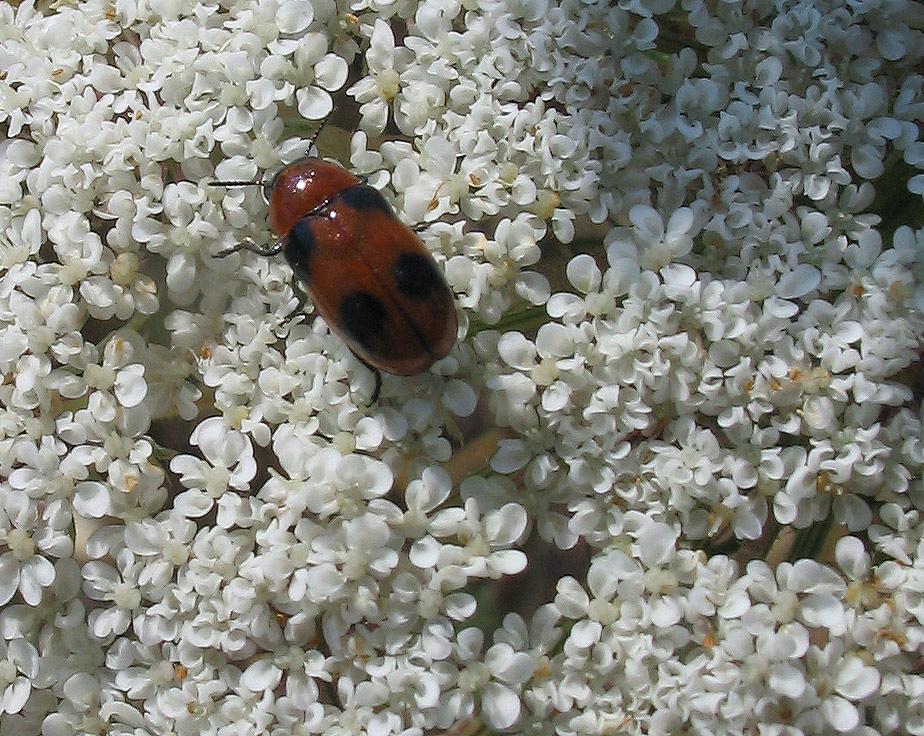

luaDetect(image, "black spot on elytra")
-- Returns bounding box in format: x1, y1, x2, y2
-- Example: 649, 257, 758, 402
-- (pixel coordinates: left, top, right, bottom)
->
284, 218, 316, 282
340, 291, 388, 348
393, 252, 441, 300
337, 185, 394, 216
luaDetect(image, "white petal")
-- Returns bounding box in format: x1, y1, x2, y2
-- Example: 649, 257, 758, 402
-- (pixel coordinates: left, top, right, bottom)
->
535, 323, 574, 358
649, 596, 681, 627
19, 556, 55, 605
8, 639, 38, 678
491, 440, 531, 474
768, 662, 806, 698
850, 144, 884, 179
628, 204, 664, 243
480, 682, 521, 730
41, 714, 71, 736
406, 467, 452, 512
442, 380, 476, 417
821, 695, 859, 732
296, 86, 333, 120
166, 251, 196, 293
304, 563, 344, 599
636, 520, 677, 568
566, 254, 601, 293
776, 264, 820, 300
485, 504, 528, 546
73, 481, 112, 518
353, 417, 384, 451
488, 549, 527, 575
114, 364, 147, 407
497, 332, 536, 370
172, 489, 213, 518
444, 593, 476, 620
2, 677, 30, 714
0, 555, 19, 606
834, 656, 880, 700
800, 594, 845, 635
541, 381, 571, 412
834, 536, 869, 580
554, 576, 589, 617
63, 672, 101, 709
241, 658, 283, 692
275, 0, 313, 34
315, 54, 349, 91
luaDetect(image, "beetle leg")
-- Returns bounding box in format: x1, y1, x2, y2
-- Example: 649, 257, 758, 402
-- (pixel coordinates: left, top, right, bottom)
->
370, 369, 383, 404
217, 237, 284, 258
276, 283, 310, 335
353, 355, 383, 404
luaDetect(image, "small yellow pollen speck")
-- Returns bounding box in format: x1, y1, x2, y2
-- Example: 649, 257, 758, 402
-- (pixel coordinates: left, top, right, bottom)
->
199, 345, 212, 360
743, 379, 754, 392
428, 182, 445, 212
789, 367, 801, 381
770, 378, 781, 391
533, 657, 551, 679
853, 284, 864, 298
846, 580, 878, 609
345, 13, 359, 26
227, 405, 248, 430
888, 280, 907, 301
174, 665, 188, 681
702, 633, 716, 648
111, 252, 140, 286
600, 716, 634, 736
469, 173, 481, 186
533, 189, 560, 220
377, 68, 400, 100
52, 68, 64, 78
880, 629, 907, 647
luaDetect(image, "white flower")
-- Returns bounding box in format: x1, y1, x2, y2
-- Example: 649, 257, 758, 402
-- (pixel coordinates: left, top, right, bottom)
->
606, 205, 697, 271
802, 641, 881, 732
410, 497, 528, 579
170, 417, 257, 519
0, 638, 39, 716
82, 332, 148, 423
0, 490, 57, 606
349, 20, 412, 135
82, 556, 144, 641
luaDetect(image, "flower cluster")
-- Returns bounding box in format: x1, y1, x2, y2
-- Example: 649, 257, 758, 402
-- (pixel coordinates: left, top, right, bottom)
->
1, 0, 924, 734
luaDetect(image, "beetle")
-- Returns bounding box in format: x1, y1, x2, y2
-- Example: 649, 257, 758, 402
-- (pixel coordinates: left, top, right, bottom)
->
212, 117, 457, 401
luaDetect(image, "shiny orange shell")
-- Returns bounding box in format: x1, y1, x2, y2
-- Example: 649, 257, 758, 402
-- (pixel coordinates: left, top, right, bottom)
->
271, 159, 457, 375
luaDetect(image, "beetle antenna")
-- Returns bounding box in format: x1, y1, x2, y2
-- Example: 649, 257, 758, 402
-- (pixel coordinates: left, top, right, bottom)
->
305, 108, 335, 155
210, 180, 263, 187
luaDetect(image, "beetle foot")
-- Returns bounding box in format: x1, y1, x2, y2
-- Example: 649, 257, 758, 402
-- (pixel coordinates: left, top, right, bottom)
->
217, 238, 283, 258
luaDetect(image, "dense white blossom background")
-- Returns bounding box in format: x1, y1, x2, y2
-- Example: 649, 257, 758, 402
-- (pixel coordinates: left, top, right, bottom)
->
2, 0, 924, 734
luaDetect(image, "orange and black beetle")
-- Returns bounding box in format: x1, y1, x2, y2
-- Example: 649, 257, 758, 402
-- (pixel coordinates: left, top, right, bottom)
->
214, 121, 457, 399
